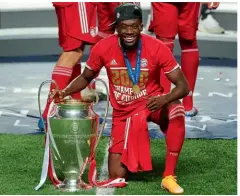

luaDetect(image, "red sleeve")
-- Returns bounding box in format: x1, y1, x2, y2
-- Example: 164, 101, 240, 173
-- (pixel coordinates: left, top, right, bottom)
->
156, 43, 180, 74
86, 42, 104, 72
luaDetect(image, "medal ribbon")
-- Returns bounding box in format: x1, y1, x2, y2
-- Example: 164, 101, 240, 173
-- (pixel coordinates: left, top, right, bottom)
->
122, 40, 142, 86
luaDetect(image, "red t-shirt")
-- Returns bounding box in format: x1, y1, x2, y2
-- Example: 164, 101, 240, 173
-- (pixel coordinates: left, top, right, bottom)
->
86, 34, 179, 119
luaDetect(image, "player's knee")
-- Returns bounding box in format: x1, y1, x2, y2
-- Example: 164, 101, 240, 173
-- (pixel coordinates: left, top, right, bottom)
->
109, 172, 127, 179
57, 49, 83, 67
156, 35, 175, 43
167, 100, 184, 113
159, 100, 183, 132
166, 102, 185, 143
113, 165, 128, 179
108, 152, 128, 179
63, 47, 83, 56
167, 100, 182, 108
70, 47, 84, 58
179, 37, 198, 50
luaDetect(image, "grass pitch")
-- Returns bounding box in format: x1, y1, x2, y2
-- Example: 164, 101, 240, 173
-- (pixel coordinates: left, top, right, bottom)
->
0, 134, 237, 195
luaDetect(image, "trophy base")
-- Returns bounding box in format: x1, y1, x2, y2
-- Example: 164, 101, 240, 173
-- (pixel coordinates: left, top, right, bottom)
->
56, 179, 82, 192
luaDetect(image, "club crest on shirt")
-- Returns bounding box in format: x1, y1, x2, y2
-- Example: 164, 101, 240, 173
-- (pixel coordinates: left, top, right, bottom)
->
141, 58, 148, 67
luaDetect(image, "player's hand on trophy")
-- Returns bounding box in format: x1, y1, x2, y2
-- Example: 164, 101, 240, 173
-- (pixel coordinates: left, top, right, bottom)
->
50, 89, 66, 103
146, 95, 168, 112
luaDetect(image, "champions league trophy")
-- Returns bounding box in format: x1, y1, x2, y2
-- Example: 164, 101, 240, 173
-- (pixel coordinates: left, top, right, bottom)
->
35, 78, 110, 192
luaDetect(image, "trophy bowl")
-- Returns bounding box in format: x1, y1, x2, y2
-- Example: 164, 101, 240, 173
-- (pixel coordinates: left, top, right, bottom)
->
49, 99, 99, 192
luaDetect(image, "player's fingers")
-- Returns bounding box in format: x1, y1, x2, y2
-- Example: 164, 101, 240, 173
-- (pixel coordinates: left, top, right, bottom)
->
50, 89, 57, 99
53, 97, 59, 103
147, 101, 157, 110
147, 105, 154, 111
146, 98, 153, 106
149, 105, 158, 112
147, 97, 156, 106
147, 96, 158, 104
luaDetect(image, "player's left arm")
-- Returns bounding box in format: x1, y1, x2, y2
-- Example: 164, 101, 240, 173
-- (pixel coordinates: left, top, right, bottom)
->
147, 44, 189, 111
146, 67, 189, 111
159, 43, 190, 102
164, 68, 190, 103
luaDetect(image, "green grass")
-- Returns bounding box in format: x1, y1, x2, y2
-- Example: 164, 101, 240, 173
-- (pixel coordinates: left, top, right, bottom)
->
116, 139, 237, 195
0, 135, 237, 195
0, 134, 107, 195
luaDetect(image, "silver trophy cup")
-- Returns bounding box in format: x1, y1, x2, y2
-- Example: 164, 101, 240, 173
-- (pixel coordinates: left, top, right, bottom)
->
36, 78, 109, 192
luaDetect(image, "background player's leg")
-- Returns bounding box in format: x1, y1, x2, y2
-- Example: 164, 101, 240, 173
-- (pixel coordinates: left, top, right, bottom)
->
178, 2, 201, 116
156, 36, 175, 94
95, 2, 117, 42
42, 48, 83, 120
156, 36, 175, 52
39, 2, 97, 129
150, 3, 178, 94
179, 38, 199, 114
69, 61, 82, 99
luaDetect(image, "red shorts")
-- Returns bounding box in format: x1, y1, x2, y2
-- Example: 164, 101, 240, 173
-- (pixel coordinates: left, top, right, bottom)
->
53, 2, 97, 51
150, 2, 200, 40
97, 2, 119, 35
109, 107, 166, 154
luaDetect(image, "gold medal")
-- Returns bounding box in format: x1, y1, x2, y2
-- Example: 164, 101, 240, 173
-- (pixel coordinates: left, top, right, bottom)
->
132, 85, 140, 94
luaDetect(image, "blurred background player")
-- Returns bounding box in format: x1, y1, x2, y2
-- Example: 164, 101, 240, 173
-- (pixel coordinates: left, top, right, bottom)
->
148, 2, 220, 117
38, 2, 98, 130
198, 2, 224, 34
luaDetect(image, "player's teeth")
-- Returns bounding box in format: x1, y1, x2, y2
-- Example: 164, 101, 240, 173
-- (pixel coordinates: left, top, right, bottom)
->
126, 37, 134, 41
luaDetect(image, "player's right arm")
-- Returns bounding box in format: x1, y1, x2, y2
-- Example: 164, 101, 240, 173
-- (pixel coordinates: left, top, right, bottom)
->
63, 68, 98, 97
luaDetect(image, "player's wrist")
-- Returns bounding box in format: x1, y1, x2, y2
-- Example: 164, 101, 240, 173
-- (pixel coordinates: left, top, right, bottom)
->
61, 89, 68, 98
163, 93, 172, 104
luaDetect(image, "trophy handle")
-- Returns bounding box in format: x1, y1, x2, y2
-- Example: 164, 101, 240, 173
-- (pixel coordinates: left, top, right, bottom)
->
88, 80, 100, 105
37, 79, 59, 133
88, 78, 109, 152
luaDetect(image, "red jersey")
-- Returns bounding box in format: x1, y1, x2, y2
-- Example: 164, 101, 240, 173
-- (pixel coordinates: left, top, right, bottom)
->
86, 34, 179, 119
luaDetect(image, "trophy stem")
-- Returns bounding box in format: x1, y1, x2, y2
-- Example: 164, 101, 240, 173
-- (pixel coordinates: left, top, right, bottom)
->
57, 179, 79, 192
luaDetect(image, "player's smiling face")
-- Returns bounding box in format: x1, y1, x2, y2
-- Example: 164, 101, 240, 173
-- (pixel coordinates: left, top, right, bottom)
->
117, 19, 143, 50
